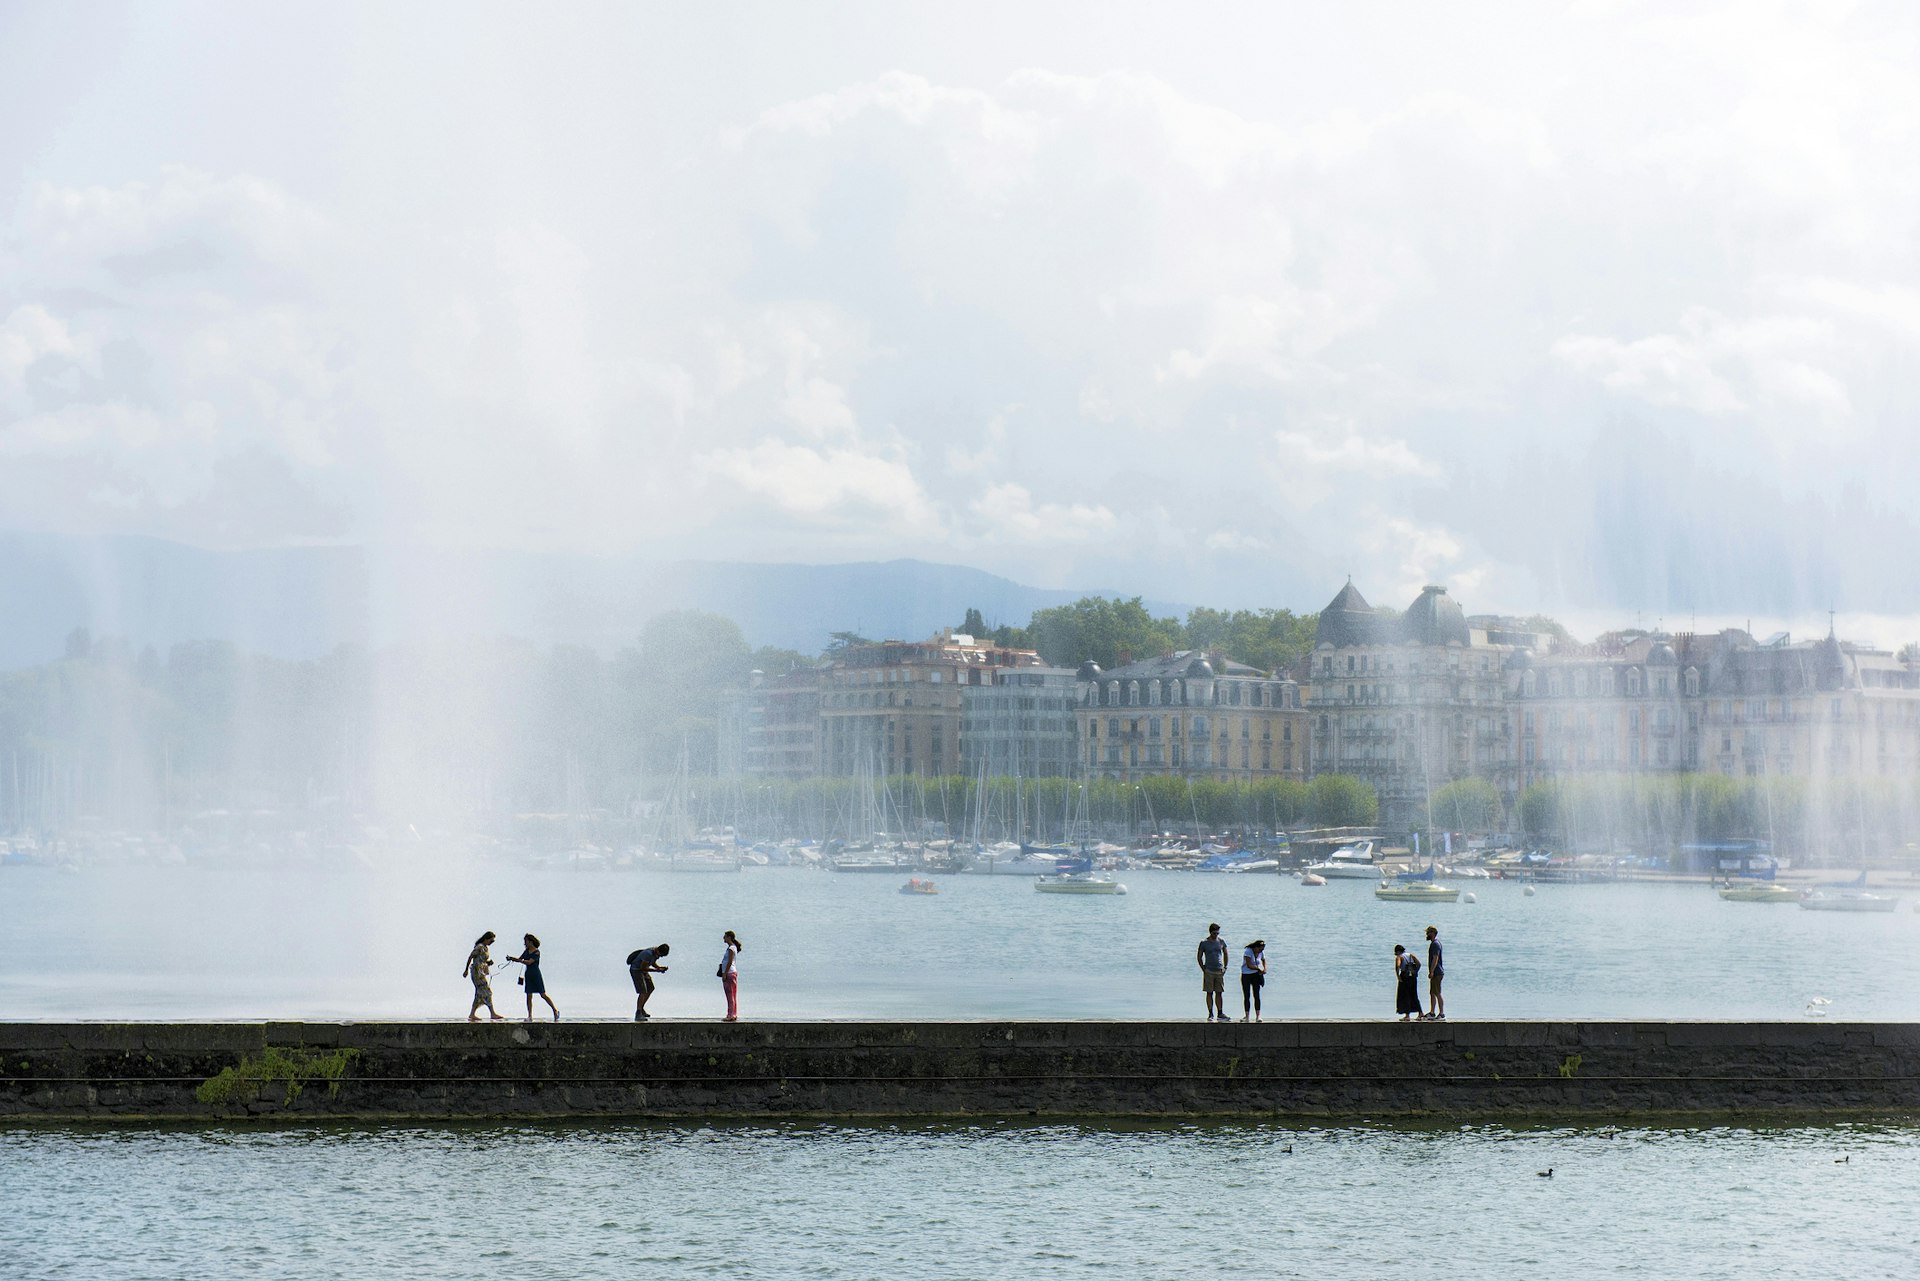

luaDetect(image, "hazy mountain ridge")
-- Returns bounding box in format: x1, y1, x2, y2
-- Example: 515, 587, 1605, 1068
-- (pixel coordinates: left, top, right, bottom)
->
0, 532, 1180, 667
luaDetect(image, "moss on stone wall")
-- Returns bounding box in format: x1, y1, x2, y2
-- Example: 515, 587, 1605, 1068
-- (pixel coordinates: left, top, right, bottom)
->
195, 1046, 360, 1105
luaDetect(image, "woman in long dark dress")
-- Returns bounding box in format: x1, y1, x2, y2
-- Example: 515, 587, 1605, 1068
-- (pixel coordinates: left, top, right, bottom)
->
1392, 944, 1422, 1021
510, 933, 559, 1022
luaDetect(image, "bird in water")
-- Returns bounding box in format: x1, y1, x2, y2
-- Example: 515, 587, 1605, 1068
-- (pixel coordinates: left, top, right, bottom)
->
1537, 1168, 1553, 1177
1281, 1144, 1293, 1154
1835, 1156, 1849, 1164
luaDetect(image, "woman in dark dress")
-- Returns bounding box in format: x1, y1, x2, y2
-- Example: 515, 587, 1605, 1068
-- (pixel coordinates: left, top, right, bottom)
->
1392, 944, 1422, 1021
510, 933, 559, 1022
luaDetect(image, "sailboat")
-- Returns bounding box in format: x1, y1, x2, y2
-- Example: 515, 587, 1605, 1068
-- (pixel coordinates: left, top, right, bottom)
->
1799, 869, 1899, 912
1375, 832, 1459, 902
1034, 855, 1127, 895
1034, 781, 1126, 894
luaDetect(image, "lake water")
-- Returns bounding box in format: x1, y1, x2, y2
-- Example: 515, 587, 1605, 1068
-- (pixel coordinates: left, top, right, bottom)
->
7, 862, 1920, 1278
2, 1119, 1917, 1280
2, 861, 1917, 1022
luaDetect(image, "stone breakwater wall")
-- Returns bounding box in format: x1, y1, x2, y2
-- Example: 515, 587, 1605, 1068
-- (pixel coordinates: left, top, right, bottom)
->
3, 1020, 1918, 1122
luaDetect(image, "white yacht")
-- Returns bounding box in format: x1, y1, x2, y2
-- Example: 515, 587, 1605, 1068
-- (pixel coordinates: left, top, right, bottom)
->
1374, 880, 1460, 903
1717, 882, 1801, 903
1034, 871, 1127, 895
965, 844, 1060, 876
1303, 840, 1381, 879
1799, 888, 1900, 912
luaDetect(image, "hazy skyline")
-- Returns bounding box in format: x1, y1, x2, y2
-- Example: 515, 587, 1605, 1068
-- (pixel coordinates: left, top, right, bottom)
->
3, 2, 1918, 640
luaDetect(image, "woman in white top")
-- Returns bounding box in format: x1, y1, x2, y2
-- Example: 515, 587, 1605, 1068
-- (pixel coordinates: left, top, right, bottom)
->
1239, 939, 1268, 1022
718, 930, 743, 1022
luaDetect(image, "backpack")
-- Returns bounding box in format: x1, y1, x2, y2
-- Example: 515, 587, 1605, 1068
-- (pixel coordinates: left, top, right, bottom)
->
1401, 954, 1420, 978
626, 948, 648, 969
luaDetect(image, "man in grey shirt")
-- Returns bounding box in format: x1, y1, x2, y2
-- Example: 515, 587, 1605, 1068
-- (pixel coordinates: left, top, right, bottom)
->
1196, 923, 1231, 1022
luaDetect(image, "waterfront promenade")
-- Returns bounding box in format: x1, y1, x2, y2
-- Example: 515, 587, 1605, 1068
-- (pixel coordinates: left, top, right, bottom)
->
5, 1019, 1918, 1121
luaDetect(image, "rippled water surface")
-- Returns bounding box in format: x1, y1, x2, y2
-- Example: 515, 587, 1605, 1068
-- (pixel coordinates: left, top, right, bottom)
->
4, 861, 1917, 1021
2, 1121, 1917, 1280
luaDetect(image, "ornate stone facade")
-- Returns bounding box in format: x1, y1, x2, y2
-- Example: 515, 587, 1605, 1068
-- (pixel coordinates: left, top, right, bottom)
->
817, 632, 1044, 777
1306, 583, 1531, 827
1074, 651, 1306, 781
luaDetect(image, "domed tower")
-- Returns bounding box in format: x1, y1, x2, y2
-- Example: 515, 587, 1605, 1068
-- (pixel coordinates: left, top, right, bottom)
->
1314, 581, 1387, 650
1403, 585, 1471, 647
1077, 660, 1103, 707
1184, 655, 1215, 705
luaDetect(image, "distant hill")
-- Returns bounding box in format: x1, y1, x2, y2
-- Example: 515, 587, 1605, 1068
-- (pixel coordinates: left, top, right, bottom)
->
0, 532, 1181, 667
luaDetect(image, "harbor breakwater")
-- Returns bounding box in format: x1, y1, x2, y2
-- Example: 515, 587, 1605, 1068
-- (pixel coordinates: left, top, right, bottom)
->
3, 1020, 1918, 1121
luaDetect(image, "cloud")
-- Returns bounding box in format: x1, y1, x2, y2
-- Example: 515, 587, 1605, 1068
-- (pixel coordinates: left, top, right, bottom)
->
1204, 529, 1270, 554
9, 5, 1920, 622
1357, 514, 1486, 603
1274, 429, 1442, 480
1552, 307, 1851, 420
967, 482, 1116, 544
0, 304, 84, 401
696, 438, 937, 531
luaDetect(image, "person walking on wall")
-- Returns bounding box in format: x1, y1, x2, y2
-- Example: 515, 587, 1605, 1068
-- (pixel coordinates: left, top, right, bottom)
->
627, 943, 670, 1021
1239, 938, 1268, 1022
1393, 944, 1422, 1021
1424, 925, 1445, 1021
1197, 923, 1231, 1021
464, 931, 505, 1022
510, 933, 559, 1022
718, 930, 743, 1021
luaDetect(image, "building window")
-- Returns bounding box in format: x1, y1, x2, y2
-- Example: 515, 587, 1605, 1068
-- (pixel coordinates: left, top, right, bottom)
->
1522, 671, 1536, 697
1627, 668, 1642, 696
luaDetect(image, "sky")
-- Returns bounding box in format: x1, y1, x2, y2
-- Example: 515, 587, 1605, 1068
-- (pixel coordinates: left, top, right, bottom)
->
2, 1, 1919, 640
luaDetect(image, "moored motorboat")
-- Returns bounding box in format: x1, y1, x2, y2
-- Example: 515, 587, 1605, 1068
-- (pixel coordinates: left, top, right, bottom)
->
1718, 882, 1802, 903
898, 877, 939, 895
1374, 880, 1460, 902
1035, 872, 1127, 894
1303, 840, 1381, 879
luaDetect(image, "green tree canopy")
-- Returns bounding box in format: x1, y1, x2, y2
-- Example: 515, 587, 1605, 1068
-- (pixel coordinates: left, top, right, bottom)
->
1429, 777, 1499, 833
1307, 774, 1379, 826
1183, 607, 1318, 674
1027, 597, 1184, 668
